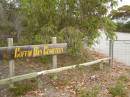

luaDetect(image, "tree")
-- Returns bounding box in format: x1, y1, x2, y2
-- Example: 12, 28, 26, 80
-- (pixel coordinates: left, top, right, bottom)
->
110, 5, 130, 32
20, 0, 117, 55
110, 5, 130, 20
0, 0, 13, 35
0, 0, 22, 40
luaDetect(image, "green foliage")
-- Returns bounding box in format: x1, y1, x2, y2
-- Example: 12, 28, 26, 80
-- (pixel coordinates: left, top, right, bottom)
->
109, 81, 127, 97
0, 0, 118, 56
118, 75, 129, 83
37, 56, 51, 64
110, 5, 130, 32
116, 23, 124, 32
0, 0, 19, 34
110, 5, 130, 19
79, 85, 100, 97
109, 5, 130, 33
59, 27, 83, 55
102, 17, 117, 40
10, 79, 37, 96
19, 0, 117, 55
116, 22, 130, 32
10, 85, 32, 96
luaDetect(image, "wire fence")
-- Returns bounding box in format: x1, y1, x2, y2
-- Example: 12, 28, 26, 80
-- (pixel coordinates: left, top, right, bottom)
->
113, 40, 130, 65
93, 39, 130, 66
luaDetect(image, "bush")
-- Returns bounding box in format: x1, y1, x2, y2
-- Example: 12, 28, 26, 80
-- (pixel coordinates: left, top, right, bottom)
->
59, 27, 83, 56
116, 22, 130, 32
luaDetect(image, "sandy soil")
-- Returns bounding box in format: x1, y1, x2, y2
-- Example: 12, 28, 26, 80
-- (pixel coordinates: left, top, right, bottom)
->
0, 50, 130, 97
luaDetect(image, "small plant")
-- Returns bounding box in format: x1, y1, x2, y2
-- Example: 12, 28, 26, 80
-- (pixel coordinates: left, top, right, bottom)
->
109, 81, 127, 97
10, 79, 37, 96
37, 56, 51, 64
62, 80, 70, 86
118, 75, 129, 82
79, 85, 100, 97
90, 64, 100, 71
76, 65, 86, 73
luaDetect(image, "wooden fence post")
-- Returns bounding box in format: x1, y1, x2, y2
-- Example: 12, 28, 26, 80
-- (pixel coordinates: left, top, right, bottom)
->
52, 37, 57, 69
0, 58, 109, 85
52, 37, 58, 79
109, 40, 114, 68
8, 38, 15, 87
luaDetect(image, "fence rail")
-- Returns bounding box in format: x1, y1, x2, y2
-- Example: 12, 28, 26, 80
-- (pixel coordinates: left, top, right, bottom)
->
0, 58, 109, 85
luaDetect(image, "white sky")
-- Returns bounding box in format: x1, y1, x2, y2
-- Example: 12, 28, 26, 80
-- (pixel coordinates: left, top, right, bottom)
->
118, 0, 130, 7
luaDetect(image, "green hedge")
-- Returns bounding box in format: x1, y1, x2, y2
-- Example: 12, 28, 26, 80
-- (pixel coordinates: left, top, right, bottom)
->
116, 22, 130, 33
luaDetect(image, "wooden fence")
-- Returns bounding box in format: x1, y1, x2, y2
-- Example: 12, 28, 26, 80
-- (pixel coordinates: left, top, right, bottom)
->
0, 37, 67, 87
0, 58, 109, 85
0, 37, 110, 87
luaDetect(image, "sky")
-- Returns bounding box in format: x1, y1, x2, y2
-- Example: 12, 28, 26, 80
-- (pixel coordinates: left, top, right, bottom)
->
118, 0, 130, 7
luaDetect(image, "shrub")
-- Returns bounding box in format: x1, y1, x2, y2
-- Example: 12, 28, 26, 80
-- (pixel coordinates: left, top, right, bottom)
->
59, 27, 83, 56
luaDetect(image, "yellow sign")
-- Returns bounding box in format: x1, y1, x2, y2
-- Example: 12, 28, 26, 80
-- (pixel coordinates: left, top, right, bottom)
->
14, 45, 64, 58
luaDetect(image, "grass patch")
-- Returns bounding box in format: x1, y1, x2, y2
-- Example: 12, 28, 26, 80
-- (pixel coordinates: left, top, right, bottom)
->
79, 85, 100, 97
10, 79, 37, 97
91, 64, 101, 71
109, 81, 127, 97
118, 75, 129, 82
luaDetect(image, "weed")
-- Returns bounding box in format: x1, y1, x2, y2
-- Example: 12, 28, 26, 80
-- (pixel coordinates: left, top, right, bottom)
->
37, 56, 51, 64
90, 64, 101, 71
118, 75, 129, 82
109, 81, 127, 97
76, 65, 86, 73
62, 80, 70, 86
10, 79, 37, 96
79, 85, 100, 97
